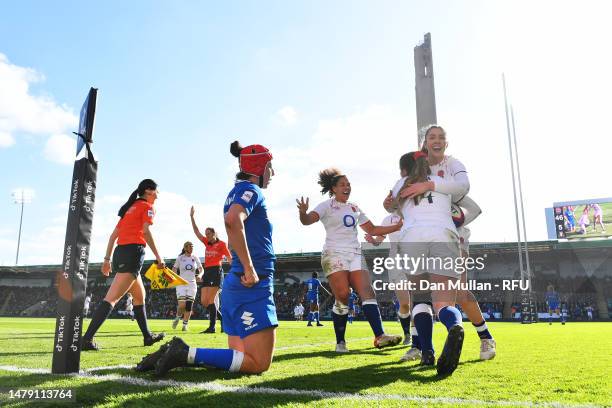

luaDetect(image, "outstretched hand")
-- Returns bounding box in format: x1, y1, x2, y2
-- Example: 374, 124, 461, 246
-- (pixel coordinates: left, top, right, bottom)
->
296, 196, 310, 214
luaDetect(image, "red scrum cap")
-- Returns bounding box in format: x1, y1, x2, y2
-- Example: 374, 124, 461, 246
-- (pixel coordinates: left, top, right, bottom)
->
231, 142, 273, 177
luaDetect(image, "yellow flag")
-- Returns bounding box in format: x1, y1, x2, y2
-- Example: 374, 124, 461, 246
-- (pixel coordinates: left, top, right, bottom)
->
144, 264, 188, 290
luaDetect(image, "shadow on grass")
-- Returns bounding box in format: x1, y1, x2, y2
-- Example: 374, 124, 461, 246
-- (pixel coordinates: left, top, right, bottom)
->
0, 355, 494, 407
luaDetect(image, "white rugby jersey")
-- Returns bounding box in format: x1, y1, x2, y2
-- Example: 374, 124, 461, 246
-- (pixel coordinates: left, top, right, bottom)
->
381, 214, 402, 242
313, 198, 369, 252
172, 254, 202, 283
428, 155, 469, 202
84, 295, 91, 309
391, 175, 456, 232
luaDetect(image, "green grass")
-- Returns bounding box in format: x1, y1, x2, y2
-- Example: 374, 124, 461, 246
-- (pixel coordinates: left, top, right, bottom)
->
0, 318, 611, 407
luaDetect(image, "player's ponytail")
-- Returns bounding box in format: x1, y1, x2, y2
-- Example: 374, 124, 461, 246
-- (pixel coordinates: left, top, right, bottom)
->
397, 152, 431, 208
118, 179, 158, 218
230, 140, 243, 158
231, 140, 252, 181
318, 168, 345, 197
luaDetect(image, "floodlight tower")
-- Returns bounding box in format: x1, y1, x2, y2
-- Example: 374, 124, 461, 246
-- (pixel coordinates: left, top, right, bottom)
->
414, 33, 437, 147
12, 189, 33, 265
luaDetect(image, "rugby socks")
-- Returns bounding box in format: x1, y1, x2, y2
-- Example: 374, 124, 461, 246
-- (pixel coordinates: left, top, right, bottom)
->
133, 304, 152, 338
188, 348, 244, 372
398, 312, 411, 337
207, 304, 217, 328
362, 299, 384, 337
438, 306, 463, 331
314, 311, 320, 323
307, 312, 313, 324
413, 303, 434, 353
348, 314, 353, 324
410, 326, 421, 350
473, 321, 493, 340
332, 311, 348, 344
83, 300, 113, 341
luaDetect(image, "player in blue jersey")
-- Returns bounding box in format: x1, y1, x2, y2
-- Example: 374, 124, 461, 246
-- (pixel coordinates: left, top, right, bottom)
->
305, 272, 330, 326
564, 206, 576, 233
140, 141, 277, 375
545, 284, 562, 325
347, 288, 358, 324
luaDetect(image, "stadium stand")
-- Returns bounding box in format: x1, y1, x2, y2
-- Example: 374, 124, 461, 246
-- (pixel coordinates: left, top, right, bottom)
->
1, 240, 610, 321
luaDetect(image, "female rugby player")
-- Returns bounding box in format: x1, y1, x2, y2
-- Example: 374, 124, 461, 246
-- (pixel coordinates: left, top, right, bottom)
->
190, 209, 232, 333
297, 168, 403, 353
82, 179, 165, 351
141, 141, 277, 375
390, 150, 468, 376
171, 241, 203, 331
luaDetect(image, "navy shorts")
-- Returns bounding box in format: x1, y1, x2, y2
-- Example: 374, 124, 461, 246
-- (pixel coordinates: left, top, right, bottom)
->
221, 272, 278, 339
112, 244, 145, 277
200, 266, 223, 287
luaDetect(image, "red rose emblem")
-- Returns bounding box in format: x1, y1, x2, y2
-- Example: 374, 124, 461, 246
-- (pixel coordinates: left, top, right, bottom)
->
438, 170, 445, 178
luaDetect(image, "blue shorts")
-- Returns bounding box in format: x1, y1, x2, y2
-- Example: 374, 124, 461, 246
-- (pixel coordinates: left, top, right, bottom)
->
221, 272, 278, 339
548, 302, 559, 311
307, 292, 319, 304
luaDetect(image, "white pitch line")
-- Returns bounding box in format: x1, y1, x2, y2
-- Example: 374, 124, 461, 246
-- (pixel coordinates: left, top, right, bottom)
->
0, 365, 603, 408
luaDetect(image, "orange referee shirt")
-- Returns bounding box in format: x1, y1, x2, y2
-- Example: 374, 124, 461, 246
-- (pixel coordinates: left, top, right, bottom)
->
198, 236, 231, 268
116, 200, 155, 245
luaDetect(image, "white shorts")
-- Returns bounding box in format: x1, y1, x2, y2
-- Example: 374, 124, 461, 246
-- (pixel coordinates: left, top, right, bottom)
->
176, 282, 197, 300
321, 249, 367, 277
396, 227, 461, 278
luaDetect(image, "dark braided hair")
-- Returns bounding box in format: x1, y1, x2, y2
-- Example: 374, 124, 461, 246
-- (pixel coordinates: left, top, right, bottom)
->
318, 168, 345, 197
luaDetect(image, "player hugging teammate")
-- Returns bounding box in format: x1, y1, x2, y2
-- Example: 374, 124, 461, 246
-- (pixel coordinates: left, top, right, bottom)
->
381, 125, 495, 376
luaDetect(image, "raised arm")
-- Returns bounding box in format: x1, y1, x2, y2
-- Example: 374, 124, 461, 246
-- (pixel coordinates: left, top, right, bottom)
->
296, 197, 320, 225
189, 206, 206, 243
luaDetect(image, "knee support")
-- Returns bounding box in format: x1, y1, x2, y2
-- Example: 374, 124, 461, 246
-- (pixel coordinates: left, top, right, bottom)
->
332, 300, 349, 315
185, 300, 193, 312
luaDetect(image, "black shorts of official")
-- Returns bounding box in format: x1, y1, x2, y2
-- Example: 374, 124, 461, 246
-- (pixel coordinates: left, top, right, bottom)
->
200, 265, 223, 287
112, 244, 145, 278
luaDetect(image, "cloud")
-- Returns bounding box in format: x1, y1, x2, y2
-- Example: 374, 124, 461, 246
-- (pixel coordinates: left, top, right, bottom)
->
268, 105, 414, 253
275, 106, 298, 126
0, 53, 77, 151
0, 131, 15, 147
43, 134, 75, 165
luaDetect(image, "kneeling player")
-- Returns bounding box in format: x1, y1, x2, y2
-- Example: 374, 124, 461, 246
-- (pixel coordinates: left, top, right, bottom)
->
136, 141, 277, 375
171, 241, 203, 331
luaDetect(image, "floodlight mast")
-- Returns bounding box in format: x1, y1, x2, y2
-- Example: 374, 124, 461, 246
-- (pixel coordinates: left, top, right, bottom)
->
12, 189, 32, 265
